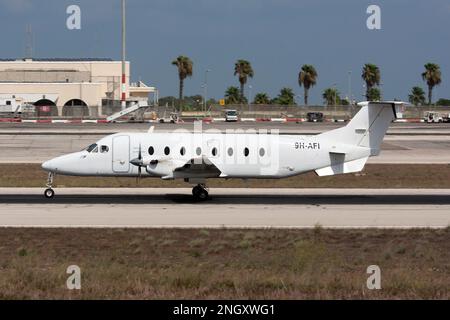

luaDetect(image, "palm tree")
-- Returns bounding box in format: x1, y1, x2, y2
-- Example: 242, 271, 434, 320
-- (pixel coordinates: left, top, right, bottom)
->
362, 63, 380, 100
171, 56, 193, 108
224, 86, 241, 104
234, 60, 254, 102
367, 87, 381, 101
408, 86, 426, 106
253, 92, 271, 104
422, 63, 442, 105
298, 64, 318, 105
273, 88, 295, 105
322, 87, 340, 106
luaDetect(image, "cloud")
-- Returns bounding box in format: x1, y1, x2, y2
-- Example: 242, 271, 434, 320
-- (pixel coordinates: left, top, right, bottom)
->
1, 0, 33, 13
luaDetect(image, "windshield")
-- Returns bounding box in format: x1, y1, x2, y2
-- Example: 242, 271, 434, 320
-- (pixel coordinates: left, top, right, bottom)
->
85, 143, 98, 153
227, 111, 237, 116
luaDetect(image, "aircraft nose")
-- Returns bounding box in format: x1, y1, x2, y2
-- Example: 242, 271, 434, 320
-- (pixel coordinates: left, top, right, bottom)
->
41, 159, 55, 172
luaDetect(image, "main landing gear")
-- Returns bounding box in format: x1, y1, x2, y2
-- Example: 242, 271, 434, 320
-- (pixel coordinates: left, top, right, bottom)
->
44, 172, 55, 199
192, 184, 209, 201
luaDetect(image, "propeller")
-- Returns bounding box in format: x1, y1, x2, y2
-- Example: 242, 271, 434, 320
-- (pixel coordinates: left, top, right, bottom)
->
130, 143, 143, 183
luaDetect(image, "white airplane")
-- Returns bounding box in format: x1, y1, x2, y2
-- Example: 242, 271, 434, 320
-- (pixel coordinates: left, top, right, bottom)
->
42, 101, 402, 200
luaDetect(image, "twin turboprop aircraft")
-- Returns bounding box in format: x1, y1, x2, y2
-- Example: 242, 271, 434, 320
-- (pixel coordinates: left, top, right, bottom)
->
42, 101, 402, 200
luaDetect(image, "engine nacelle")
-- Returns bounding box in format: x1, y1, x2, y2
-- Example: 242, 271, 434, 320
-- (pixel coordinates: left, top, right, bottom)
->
146, 159, 185, 178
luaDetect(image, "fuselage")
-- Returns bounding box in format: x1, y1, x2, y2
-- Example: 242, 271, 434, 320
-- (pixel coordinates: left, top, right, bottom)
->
41, 131, 368, 179
41, 102, 400, 200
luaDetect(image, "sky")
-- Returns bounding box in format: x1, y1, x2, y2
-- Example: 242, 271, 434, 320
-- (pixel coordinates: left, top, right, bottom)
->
0, 0, 449, 104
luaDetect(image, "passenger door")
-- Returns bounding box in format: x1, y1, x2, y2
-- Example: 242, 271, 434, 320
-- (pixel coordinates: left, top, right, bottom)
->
112, 135, 130, 173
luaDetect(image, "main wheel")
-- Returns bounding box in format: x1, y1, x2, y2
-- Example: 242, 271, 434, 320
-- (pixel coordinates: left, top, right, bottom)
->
192, 185, 208, 200
197, 188, 208, 200
44, 188, 55, 199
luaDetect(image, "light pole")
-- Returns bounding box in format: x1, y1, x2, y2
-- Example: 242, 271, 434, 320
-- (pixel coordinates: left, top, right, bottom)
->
203, 69, 211, 115
248, 85, 253, 114
348, 71, 352, 105
333, 83, 338, 120
333, 83, 337, 106
121, 0, 126, 110
379, 82, 383, 100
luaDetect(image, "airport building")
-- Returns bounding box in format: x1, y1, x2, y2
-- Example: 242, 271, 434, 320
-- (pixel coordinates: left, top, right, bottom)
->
0, 58, 157, 117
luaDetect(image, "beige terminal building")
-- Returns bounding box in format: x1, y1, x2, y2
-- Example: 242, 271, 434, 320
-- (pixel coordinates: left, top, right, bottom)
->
0, 58, 157, 117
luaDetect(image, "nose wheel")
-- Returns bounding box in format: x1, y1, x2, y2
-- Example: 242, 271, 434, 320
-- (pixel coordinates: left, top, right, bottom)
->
44, 172, 55, 199
44, 188, 55, 199
192, 184, 209, 201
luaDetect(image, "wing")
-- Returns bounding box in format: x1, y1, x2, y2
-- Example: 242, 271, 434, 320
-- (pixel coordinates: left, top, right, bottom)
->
172, 156, 224, 179
145, 156, 224, 180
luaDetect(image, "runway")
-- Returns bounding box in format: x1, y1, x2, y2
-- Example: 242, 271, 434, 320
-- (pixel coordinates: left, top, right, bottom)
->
1, 122, 450, 163
0, 134, 449, 164
1, 121, 450, 135
0, 188, 448, 228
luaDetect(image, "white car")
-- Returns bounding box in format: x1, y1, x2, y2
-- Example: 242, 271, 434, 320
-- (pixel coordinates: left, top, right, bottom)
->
423, 111, 443, 123
225, 109, 238, 122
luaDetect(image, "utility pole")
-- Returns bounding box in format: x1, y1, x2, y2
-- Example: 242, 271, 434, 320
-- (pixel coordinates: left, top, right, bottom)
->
121, 0, 126, 110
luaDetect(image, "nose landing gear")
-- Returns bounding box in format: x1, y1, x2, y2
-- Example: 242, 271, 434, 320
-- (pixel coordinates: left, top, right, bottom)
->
44, 172, 55, 199
192, 184, 209, 201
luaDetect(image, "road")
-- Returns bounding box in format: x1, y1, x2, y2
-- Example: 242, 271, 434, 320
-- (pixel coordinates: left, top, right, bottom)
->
0, 188, 448, 228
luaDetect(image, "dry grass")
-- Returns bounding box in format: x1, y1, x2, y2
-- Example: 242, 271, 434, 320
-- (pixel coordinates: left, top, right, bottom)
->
0, 228, 448, 299
1, 163, 450, 188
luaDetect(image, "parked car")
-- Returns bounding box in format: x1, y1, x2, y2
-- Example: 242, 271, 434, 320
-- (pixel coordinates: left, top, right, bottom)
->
423, 111, 443, 123
159, 112, 180, 123
225, 109, 238, 122
306, 112, 324, 122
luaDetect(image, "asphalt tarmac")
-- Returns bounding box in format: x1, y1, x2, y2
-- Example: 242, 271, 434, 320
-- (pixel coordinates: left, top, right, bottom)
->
0, 188, 448, 228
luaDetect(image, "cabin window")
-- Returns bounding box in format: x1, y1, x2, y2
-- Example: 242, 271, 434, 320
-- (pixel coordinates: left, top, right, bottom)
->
227, 147, 233, 156
101, 145, 109, 153
6, 101, 11, 105
211, 147, 218, 157
180, 147, 186, 156
259, 148, 265, 157
196, 147, 202, 156
244, 147, 249, 157
148, 146, 154, 155
164, 146, 170, 155
86, 143, 98, 153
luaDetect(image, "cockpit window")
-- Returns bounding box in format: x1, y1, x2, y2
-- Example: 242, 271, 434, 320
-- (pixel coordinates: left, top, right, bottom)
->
101, 145, 109, 153
86, 143, 98, 153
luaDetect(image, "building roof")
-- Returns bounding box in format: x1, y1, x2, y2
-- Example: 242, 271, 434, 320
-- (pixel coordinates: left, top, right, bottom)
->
0, 58, 113, 62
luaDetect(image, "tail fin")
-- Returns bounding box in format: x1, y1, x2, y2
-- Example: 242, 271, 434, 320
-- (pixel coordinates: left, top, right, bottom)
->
320, 101, 400, 156
314, 101, 401, 177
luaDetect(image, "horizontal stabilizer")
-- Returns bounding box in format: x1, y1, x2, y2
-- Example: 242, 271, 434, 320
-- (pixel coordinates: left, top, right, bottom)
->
315, 157, 368, 177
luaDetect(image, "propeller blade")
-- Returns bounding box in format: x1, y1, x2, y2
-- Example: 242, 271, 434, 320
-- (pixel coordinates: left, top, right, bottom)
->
130, 158, 142, 166
133, 143, 144, 185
